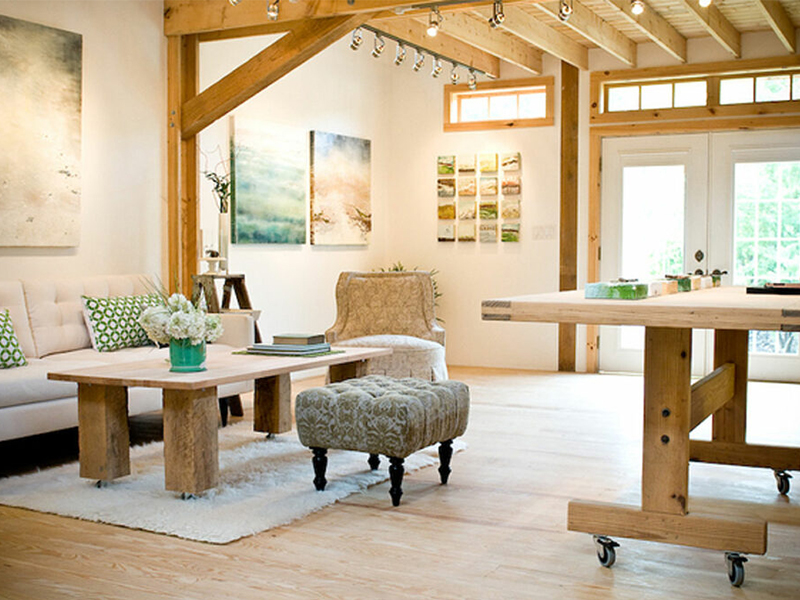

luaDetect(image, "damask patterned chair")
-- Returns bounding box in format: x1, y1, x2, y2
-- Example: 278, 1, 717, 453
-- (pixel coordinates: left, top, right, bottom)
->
326, 271, 448, 381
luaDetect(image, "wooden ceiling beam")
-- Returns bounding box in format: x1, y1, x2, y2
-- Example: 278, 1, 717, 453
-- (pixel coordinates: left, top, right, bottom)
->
371, 19, 502, 78
754, 0, 796, 54
601, 0, 687, 63
431, 12, 545, 75
472, 5, 589, 70
181, 14, 370, 139
534, 1, 636, 67
677, 0, 741, 58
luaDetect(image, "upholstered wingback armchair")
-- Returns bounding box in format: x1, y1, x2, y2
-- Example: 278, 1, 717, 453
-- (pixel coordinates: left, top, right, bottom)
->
326, 271, 448, 380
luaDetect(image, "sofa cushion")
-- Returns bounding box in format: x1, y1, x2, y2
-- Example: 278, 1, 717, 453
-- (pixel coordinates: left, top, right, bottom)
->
0, 357, 105, 410
0, 280, 36, 358
82, 293, 161, 352
0, 309, 28, 369
23, 275, 153, 358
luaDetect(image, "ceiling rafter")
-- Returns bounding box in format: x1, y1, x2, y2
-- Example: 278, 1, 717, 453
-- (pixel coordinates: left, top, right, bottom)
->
677, 0, 741, 58
600, 0, 687, 63
533, 1, 636, 67
371, 19, 502, 78
754, 0, 796, 54
422, 11, 545, 75
471, 5, 589, 70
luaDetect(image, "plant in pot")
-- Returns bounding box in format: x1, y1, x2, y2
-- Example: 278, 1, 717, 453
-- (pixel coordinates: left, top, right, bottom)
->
203, 161, 232, 273
139, 293, 224, 372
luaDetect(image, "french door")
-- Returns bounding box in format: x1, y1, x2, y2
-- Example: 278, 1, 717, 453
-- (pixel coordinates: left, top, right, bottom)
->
599, 129, 800, 382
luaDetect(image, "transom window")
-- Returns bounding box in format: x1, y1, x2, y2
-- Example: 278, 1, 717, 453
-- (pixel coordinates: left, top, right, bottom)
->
445, 77, 553, 132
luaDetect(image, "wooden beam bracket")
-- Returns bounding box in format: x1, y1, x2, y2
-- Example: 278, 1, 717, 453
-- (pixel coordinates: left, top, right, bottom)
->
690, 363, 735, 431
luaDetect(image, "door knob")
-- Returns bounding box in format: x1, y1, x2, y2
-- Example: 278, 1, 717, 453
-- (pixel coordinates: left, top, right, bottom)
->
694, 249, 704, 262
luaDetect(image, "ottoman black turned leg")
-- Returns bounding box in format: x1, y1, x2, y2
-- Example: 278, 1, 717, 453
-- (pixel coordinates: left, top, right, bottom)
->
311, 447, 328, 491
438, 440, 454, 484
388, 457, 405, 506
368, 453, 380, 471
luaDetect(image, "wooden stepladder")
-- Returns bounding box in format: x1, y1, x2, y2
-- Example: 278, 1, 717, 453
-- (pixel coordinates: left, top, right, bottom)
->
191, 273, 262, 343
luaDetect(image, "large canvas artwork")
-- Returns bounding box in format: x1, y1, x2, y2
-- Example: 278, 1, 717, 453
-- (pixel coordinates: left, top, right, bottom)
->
310, 131, 371, 245
0, 16, 82, 247
231, 118, 306, 244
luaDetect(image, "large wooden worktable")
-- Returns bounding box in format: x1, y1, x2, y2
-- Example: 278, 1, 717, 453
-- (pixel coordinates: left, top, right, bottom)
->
482, 287, 800, 558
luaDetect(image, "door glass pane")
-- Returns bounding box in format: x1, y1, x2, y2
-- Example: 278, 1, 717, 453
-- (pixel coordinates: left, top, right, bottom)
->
619, 165, 685, 349
733, 160, 800, 355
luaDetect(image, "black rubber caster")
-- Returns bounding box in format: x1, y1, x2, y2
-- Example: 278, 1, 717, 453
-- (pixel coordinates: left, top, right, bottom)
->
593, 535, 619, 568
725, 552, 747, 587
774, 469, 792, 495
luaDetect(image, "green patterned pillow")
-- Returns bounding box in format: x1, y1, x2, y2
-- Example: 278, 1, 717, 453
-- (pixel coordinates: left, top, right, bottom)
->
0, 309, 28, 369
82, 294, 162, 352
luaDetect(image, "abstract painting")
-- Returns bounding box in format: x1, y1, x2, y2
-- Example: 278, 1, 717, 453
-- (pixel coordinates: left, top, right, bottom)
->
458, 222, 476, 242
458, 155, 476, 173
438, 200, 456, 220
458, 177, 477, 196
480, 177, 498, 196
502, 174, 521, 195
438, 222, 455, 242
231, 118, 306, 244
501, 223, 520, 242
480, 223, 497, 243
501, 198, 521, 219
438, 178, 456, 197
501, 153, 521, 171
479, 153, 498, 173
437, 155, 455, 175
458, 200, 476, 220
479, 200, 498, 220
310, 130, 371, 245
0, 16, 82, 247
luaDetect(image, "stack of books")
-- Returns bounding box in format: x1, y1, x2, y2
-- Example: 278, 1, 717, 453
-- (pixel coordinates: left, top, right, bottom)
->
246, 333, 331, 356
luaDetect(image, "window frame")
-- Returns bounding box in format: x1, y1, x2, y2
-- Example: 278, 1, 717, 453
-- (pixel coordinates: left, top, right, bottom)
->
444, 76, 554, 132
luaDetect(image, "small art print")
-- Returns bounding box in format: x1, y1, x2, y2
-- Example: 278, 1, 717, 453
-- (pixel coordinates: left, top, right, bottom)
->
438, 200, 456, 220
501, 223, 520, 242
501, 198, 521, 219
502, 174, 521, 195
458, 222, 476, 241
501, 153, 521, 171
458, 154, 476, 173
479, 153, 498, 173
480, 177, 498, 196
479, 200, 498, 220
458, 200, 476, 220
458, 177, 477, 196
438, 155, 455, 175
310, 130, 372, 245
438, 178, 456, 197
480, 223, 497, 243
438, 222, 455, 242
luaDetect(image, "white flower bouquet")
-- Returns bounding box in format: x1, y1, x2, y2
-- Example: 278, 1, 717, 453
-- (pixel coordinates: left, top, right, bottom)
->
139, 293, 223, 346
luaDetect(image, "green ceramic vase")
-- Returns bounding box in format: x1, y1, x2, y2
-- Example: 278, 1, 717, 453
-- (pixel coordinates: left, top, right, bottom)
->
169, 338, 207, 372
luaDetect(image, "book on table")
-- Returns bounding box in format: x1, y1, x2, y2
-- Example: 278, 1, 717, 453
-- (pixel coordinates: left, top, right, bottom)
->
247, 342, 331, 355
272, 333, 326, 346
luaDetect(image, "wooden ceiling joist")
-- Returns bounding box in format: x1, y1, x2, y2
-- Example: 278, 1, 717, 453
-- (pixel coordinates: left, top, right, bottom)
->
754, 0, 797, 54
677, 0, 741, 58
534, 1, 637, 67
472, 5, 589, 70
181, 14, 370, 138
437, 12, 545, 75
602, 0, 687, 63
372, 19, 502, 78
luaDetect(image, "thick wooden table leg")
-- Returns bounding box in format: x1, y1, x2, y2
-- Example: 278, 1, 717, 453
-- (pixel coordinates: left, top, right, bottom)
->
712, 329, 749, 443
254, 374, 292, 434
329, 359, 368, 382
78, 383, 130, 482
163, 387, 219, 494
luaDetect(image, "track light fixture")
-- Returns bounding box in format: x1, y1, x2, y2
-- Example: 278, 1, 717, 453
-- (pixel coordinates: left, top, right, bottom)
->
350, 28, 363, 51
266, 0, 279, 20
630, 0, 644, 14
427, 7, 443, 37
394, 43, 407, 66
431, 57, 443, 78
468, 69, 477, 91
372, 33, 385, 58
450, 63, 459, 85
698, 0, 712, 6
558, 0, 573, 22
229, 0, 242, 5
412, 48, 425, 72
488, 0, 505, 28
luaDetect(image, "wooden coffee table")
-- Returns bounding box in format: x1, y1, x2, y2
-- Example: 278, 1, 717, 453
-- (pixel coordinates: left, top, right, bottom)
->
48, 346, 391, 496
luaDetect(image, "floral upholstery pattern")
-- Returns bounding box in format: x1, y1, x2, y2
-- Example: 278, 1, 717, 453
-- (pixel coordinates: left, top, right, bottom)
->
295, 375, 470, 459
326, 271, 448, 381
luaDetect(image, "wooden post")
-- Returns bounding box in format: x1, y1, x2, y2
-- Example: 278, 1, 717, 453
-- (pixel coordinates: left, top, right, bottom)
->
712, 329, 749, 443
180, 35, 200, 296
254, 374, 293, 434
329, 360, 369, 382
77, 383, 130, 482
559, 62, 579, 372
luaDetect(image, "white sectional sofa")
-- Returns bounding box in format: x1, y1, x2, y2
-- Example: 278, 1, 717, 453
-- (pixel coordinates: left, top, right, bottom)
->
0, 275, 254, 442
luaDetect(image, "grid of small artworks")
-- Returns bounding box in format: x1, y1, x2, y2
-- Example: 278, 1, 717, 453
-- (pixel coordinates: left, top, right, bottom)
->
437, 152, 521, 243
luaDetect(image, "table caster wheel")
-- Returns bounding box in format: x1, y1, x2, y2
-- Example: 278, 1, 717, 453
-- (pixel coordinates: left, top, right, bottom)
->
725, 552, 747, 587
95, 480, 110, 489
180, 492, 198, 500
593, 535, 619, 568
774, 469, 792, 495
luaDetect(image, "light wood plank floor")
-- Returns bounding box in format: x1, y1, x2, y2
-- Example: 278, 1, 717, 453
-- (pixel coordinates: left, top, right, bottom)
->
1, 367, 799, 599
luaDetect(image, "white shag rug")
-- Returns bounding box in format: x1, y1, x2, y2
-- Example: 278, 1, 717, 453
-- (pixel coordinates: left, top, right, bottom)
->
0, 422, 464, 544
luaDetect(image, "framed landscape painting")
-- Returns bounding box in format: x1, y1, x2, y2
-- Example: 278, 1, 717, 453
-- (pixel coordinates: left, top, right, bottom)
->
0, 16, 82, 247
310, 131, 372, 245
231, 118, 306, 244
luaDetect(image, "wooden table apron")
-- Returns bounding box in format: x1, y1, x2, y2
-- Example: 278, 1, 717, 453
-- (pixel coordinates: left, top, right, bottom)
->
482, 287, 800, 555
49, 347, 391, 495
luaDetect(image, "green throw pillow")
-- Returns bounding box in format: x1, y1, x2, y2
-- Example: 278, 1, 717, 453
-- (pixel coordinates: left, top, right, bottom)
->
0, 309, 28, 369
82, 294, 162, 352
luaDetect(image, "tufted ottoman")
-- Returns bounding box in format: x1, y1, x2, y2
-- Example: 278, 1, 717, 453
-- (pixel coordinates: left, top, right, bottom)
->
295, 375, 470, 506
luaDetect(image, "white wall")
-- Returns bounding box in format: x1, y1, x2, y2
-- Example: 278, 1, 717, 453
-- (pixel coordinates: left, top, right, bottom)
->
0, 1, 165, 280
